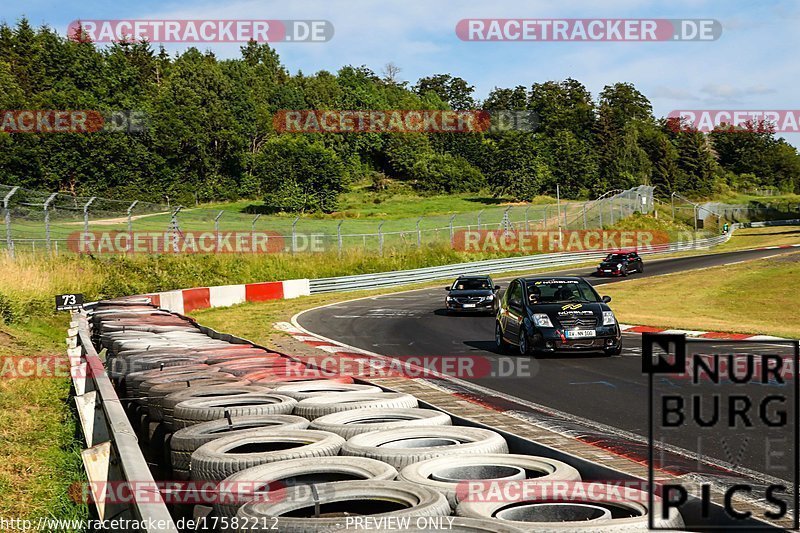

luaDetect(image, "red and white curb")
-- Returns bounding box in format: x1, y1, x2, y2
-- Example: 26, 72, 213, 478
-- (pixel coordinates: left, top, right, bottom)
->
141, 279, 310, 314
618, 324, 785, 341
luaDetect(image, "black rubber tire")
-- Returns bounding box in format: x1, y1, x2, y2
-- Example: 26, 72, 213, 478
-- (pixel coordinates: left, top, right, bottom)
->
456, 485, 685, 531
293, 392, 418, 421
272, 382, 381, 401
169, 415, 309, 479
189, 429, 344, 481
340, 426, 508, 469
214, 456, 398, 518
146, 378, 246, 421
518, 330, 529, 356
173, 394, 297, 430
234, 480, 450, 532
309, 408, 452, 439
398, 453, 581, 508
495, 322, 510, 354
161, 385, 270, 430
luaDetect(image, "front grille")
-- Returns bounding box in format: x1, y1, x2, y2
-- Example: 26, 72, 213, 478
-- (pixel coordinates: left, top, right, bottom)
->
455, 296, 484, 304
558, 316, 598, 329
556, 339, 604, 348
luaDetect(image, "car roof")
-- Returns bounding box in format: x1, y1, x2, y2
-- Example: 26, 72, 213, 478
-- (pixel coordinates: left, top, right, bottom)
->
456, 275, 491, 279
517, 276, 585, 283
608, 250, 637, 254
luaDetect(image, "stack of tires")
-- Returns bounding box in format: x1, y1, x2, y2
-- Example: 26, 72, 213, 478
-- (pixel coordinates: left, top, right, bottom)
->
89, 300, 684, 532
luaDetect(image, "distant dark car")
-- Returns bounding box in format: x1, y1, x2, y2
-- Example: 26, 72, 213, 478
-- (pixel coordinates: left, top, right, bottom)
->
596, 251, 644, 277
495, 276, 621, 356
445, 275, 500, 314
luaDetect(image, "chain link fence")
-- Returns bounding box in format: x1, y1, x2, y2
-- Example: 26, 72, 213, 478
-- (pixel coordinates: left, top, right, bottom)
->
0, 183, 655, 256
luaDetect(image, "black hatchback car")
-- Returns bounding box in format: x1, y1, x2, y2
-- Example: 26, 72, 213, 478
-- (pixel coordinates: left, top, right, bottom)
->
596, 250, 644, 277
445, 275, 500, 314
495, 276, 622, 356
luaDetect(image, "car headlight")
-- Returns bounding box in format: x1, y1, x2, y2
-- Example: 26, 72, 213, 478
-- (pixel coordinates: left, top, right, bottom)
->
485, 294, 494, 301
533, 313, 553, 327
603, 311, 616, 326
616, 263, 622, 269
446, 296, 454, 302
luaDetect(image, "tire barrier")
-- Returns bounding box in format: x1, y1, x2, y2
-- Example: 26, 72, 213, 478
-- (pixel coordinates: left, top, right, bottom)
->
82, 299, 685, 532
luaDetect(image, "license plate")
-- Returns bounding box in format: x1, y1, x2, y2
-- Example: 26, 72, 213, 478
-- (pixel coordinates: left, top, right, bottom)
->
565, 329, 596, 338
463, 303, 476, 308
603, 270, 611, 272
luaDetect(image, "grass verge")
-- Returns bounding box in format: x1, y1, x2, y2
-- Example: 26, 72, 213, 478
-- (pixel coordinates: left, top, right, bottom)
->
0, 315, 88, 528
602, 251, 800, 338
715, 225, 800, 252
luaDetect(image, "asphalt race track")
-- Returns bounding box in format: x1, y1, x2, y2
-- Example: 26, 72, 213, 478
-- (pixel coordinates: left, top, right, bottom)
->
297, 246, 799, 479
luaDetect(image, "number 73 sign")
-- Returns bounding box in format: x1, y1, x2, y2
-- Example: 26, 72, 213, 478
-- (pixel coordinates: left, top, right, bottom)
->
56, 294, 84, 311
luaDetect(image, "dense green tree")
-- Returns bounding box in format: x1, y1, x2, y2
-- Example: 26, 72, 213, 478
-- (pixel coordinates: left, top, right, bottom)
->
0, 21, 797, 207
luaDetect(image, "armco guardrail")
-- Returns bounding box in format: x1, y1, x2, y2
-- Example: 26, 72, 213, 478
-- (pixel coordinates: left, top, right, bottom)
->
69, 309, 179, 532
308, 232, 731, 294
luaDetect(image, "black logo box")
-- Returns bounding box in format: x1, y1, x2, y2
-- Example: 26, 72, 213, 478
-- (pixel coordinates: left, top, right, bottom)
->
644, 333, 800, 530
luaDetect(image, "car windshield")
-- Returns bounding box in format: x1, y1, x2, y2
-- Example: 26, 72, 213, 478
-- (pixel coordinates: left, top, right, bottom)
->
605, 254, 627, 262
525, 279, 600, 304
452, 278, 491, 291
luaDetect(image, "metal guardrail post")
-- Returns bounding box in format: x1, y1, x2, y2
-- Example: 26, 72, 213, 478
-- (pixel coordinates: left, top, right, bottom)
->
3, 186, 19, 256
83, 196, 96, 238
44, 192, 58, 254
337, 220, 344, 255
291, 216, 299, 254
378, 220, 386, 255
416, 216, 423, 247
126, 200, 138, 235
449, 214, 456, 245
524, 206, 530, 230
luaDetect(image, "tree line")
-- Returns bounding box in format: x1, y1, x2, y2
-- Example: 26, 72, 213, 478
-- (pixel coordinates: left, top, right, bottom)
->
1, 19, 798, 212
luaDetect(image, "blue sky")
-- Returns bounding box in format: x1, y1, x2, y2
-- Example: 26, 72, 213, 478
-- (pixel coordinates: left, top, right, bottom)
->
5, 0, 799, 143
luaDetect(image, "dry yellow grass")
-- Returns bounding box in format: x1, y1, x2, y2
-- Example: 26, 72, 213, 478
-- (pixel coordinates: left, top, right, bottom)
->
716, 225, 800, 252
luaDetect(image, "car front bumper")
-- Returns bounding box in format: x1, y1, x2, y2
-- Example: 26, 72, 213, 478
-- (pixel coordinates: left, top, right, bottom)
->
532, 326, 621, 352
596, 268, 623, 277
446, 301, 495, 312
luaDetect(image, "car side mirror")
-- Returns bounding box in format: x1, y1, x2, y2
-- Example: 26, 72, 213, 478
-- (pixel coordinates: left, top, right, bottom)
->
494, 285, 501, 291
602, 295, 612, 303
445, 287, 451, 292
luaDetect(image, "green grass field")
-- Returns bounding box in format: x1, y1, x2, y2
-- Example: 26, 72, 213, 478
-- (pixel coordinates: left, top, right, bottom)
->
0, 316, 88, 527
